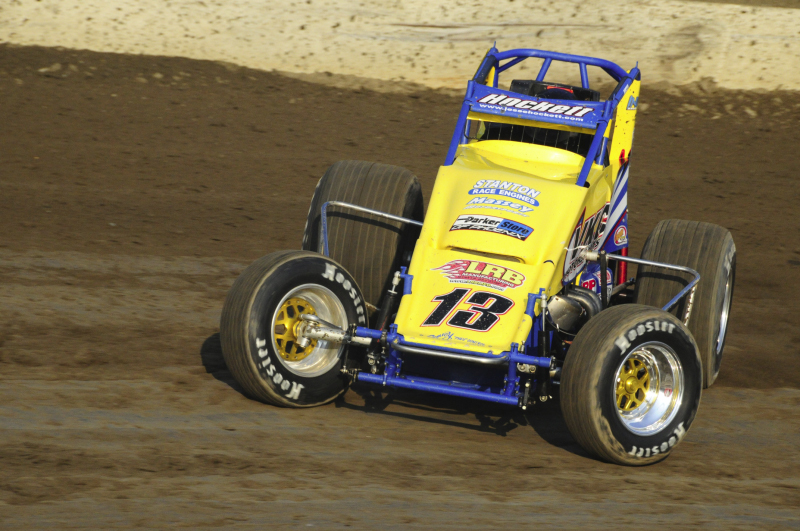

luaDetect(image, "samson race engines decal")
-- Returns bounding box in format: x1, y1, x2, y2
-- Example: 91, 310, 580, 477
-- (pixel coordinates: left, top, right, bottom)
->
476, 94, 596, 124
433, 260, 525, 291
450, 215, 533, 241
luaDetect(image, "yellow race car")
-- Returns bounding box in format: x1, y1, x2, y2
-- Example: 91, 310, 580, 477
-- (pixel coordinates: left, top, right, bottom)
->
220, 47, 736, 465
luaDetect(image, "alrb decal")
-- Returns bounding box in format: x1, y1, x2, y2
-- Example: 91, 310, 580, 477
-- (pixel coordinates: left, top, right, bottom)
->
434, 260, 525, 291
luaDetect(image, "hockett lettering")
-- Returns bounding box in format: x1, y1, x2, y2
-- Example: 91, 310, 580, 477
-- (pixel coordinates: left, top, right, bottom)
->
478, 93, 595, 118
433, 260, 525, 291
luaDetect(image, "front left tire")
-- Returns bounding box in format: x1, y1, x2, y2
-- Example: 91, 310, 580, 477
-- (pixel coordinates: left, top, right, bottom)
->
220, 251, 366, 407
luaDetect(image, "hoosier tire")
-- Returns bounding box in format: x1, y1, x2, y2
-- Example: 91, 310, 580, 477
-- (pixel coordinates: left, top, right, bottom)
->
635, 220, 736, 388
561, 305, 702, 466
302, 160, 424, 314
220, 251, 367, 407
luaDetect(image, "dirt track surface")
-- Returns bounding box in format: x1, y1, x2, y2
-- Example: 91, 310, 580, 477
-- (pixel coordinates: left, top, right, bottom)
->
1, 46, 800, 528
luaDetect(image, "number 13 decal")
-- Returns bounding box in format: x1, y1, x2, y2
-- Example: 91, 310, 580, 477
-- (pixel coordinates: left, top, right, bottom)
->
422, 288, 514, 332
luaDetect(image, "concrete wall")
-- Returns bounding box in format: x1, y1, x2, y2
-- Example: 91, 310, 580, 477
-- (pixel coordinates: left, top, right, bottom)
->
1, 0, 799, 90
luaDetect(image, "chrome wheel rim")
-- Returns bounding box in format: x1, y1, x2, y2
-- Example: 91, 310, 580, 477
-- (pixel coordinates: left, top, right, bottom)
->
715, 265, 734, 355
271, 283, 347, 378
615, 342, 684, 436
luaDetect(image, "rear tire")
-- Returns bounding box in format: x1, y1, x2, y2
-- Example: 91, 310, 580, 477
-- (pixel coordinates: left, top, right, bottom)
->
302, 160, 424, 314
634, 220, 736, 388
561, 305, 702, 466
220, 251, 367, 407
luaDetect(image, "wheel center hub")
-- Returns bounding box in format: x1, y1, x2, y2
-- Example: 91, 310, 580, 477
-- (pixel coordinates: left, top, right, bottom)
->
624, 376, 640, 394
274, 297, 317, 362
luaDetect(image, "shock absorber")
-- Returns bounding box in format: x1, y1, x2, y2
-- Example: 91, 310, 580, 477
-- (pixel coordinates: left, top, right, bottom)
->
366, 271, 402, 370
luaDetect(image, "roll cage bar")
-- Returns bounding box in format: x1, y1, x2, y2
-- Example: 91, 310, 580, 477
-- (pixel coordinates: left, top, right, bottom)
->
444, 47, 641, 187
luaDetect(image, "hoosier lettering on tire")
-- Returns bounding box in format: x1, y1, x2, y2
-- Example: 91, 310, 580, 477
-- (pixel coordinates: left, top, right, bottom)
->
561, 305, 702, 466
220, 251, 366, 407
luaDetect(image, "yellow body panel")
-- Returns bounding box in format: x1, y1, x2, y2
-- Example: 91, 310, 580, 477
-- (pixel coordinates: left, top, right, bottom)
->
395, 142, 613, 354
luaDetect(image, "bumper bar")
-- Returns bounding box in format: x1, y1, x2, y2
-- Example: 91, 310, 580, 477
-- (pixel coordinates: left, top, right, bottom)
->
355, 372, 521, 406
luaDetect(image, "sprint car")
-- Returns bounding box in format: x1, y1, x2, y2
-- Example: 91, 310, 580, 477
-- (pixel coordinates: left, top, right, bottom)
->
219, 47, 736, 465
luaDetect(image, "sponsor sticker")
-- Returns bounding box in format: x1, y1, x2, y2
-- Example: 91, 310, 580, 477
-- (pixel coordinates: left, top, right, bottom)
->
433, 260, 525, 291
628, 423, 687, 458
627, 95, 639, 110
579, 262, 613, 299
450, 215, 533, 241
614, 225, 628, 246
476, 93, 596, 123
563, 204, 610, 279
464, 197, 532, 216
425, 331, 485, 347
469, 180, 541, 207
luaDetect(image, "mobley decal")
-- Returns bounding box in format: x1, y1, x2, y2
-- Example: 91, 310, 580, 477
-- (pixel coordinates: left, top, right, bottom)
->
464, 197, 532, 216
469, 180, 541, 208
450, 215, 533, 241
433, 260, 525, 291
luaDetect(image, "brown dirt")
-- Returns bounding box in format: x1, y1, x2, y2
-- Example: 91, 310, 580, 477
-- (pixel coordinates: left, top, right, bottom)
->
683, 0, 800, 7
1, 45, 799, 529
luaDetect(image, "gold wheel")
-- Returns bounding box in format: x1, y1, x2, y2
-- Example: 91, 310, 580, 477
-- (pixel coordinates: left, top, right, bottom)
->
274, 297, 317, 362
616, 356, 650, 411
613, 342, 684, 436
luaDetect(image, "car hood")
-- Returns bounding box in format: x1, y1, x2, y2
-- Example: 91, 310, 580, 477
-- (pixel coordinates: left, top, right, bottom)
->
393, 142, 605, 354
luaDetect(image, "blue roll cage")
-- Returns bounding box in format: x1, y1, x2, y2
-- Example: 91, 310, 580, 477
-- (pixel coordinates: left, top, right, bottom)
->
444, 46, 641, 187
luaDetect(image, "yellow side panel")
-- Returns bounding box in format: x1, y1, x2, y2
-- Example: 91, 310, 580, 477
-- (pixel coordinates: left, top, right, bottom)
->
608, 77, 640, 176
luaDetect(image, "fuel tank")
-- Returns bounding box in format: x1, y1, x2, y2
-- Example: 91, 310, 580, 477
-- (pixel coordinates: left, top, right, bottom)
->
394, 140, 613, 354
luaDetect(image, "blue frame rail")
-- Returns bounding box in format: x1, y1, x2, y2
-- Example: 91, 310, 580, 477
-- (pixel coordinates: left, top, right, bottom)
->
352, 329, 553, 406
320, 201, 423, 257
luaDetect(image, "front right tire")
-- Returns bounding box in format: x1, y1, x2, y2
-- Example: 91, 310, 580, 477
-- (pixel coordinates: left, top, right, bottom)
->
561, 305, 702, 466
